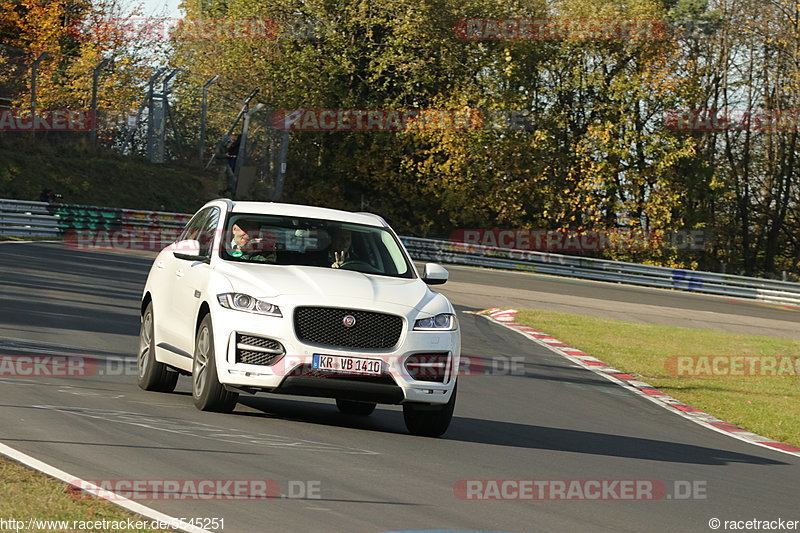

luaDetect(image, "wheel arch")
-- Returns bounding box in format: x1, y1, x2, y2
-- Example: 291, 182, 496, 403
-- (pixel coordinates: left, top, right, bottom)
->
141, 292, 152, 316
196, 301, 211, 333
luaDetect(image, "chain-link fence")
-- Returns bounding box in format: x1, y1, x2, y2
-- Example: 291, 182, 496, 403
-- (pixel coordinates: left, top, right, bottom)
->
0, 46, 288, 201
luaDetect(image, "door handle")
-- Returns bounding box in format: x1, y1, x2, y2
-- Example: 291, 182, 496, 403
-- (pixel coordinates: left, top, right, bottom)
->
156, 261, 165, 270
175, 269, 185, 278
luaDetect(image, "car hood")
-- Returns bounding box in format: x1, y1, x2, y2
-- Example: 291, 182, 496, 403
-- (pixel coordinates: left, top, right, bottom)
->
214, 263, 436, 312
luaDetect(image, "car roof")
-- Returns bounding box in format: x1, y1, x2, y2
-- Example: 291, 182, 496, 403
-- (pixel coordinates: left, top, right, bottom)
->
205, 199, 388, 227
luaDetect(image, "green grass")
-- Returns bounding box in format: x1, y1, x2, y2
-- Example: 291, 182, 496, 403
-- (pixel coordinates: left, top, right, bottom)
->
0, 136, 219, 213
0, 458, 163, 532
511, 308, 800, 446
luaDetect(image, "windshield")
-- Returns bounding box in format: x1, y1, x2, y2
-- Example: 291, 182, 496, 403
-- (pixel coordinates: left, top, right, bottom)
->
219, 213, 414, 278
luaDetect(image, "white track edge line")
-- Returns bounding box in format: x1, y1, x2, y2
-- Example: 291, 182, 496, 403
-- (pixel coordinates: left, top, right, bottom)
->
0, 441, 213, 533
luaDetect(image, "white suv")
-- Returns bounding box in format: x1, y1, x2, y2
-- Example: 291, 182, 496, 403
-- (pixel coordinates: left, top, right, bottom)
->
138, 199, 461, 437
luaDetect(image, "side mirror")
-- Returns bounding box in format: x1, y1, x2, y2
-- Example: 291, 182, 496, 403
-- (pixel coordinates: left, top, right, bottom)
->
169, 239, 204, 261
422, 263, 448, 285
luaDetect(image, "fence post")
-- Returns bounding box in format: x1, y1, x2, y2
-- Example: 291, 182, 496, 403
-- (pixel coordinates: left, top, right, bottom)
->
90, 58, 113, 147
30, 52, 51, 115
204, 88, 259, 170
154, 69, 180, 163
199, 75, 219, 165
234, 103, 265, 198
128, 67, 167, 155
274, 129, 289, 200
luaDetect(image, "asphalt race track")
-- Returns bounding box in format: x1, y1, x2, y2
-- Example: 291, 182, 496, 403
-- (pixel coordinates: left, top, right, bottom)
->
0, 242, 798, 533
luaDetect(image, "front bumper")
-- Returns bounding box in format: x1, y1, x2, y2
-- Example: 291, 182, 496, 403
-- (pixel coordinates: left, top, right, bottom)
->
210, 304, 461, 405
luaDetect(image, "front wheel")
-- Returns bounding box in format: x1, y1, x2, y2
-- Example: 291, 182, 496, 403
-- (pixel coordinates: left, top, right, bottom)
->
403, 383, 457, 437
193, 314, 238, 412
137, 303, 178, 392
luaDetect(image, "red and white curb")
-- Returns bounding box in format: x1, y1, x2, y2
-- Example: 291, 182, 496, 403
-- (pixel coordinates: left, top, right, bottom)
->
477, 307, 800, 458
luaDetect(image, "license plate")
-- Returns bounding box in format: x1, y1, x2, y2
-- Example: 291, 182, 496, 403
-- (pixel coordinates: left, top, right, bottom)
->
312, 354, 382, 376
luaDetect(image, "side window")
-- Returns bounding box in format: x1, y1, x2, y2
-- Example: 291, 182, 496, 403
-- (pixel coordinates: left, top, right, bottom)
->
177, 207, 219, 258
179, 211, 208, 243
197, 208, 220, 257
379, 230, 408, 275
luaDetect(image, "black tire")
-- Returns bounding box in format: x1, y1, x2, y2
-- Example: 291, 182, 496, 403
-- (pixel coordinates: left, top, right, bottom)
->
137, 302, 178, 392
192, 314, 238, 412
336, 399, 376, 416
403, 382, 457, 437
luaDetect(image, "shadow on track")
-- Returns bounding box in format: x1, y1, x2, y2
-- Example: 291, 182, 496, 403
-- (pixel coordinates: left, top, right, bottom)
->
235, 396, 787, 467
445, 418, 787, 466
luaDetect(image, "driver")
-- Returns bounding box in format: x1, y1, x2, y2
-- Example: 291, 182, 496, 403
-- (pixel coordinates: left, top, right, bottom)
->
329, 228, 352, 268
229, 220, 276, 262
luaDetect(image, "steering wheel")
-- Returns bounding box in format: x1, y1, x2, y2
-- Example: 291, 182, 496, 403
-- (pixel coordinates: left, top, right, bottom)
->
338, 260, 381, 274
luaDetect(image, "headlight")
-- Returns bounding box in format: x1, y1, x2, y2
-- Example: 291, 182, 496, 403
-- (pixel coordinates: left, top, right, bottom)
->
414, 313, 457, 331
216, 293, 282, 317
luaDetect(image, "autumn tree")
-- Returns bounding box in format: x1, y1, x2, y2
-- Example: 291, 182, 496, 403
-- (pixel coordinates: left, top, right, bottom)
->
0, 0, 159, 142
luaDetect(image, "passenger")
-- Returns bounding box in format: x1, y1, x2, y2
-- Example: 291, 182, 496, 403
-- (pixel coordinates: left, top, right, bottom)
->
329, 228, 352, 268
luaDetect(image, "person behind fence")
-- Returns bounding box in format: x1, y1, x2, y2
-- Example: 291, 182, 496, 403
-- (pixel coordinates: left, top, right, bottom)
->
220, 134, 241, 196
38, 188, 54, 203
226, 134, 241, 172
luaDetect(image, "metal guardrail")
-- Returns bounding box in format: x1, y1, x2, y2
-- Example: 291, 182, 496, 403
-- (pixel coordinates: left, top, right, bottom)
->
1, 198, 798, 306
0, 199, 189, 238
399, 236, 800, 306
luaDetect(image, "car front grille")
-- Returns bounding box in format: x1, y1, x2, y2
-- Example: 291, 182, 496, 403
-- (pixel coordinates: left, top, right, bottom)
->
236, 333, 284, 366
293, 307, 403, 350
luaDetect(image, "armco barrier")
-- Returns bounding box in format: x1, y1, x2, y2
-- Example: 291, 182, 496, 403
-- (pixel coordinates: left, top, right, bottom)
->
398, 239, 800, 306
0, 199, 189, 238
1, 198, 798, 305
